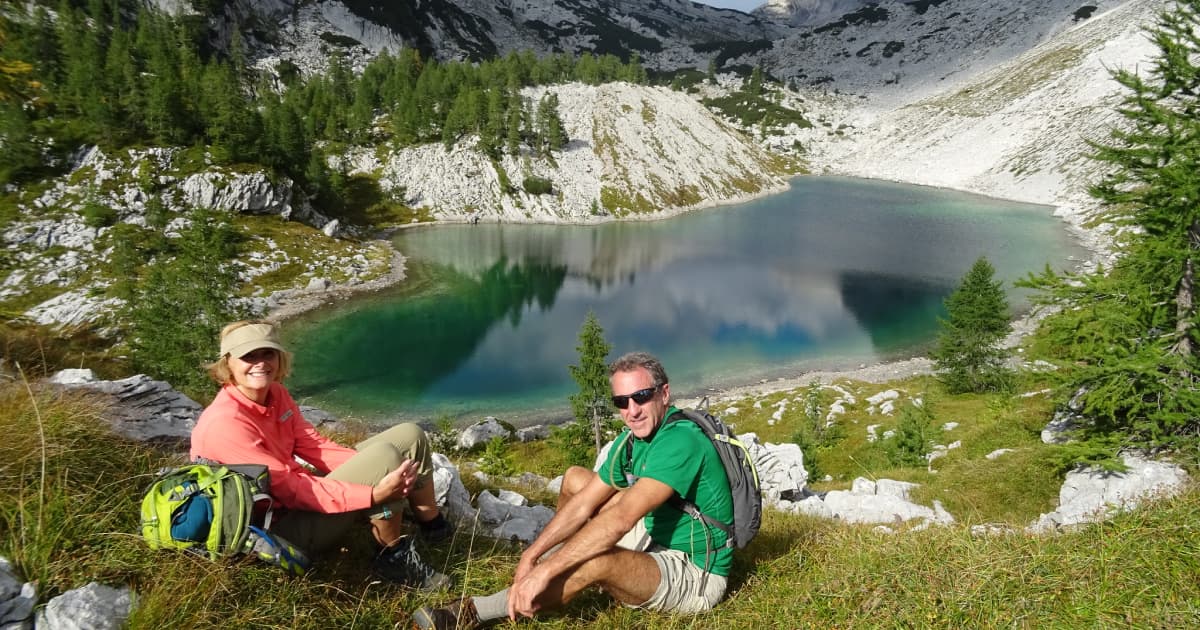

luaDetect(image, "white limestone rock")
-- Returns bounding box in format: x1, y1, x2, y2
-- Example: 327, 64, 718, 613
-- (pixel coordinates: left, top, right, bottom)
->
820, 477, 955, 527
457, 417, 513, 450
491, 505, 556, 544
1042, 410, 1085, 444
432, 453, 476, 523
744, 433, 808, 505
477, 489, 528, 524
35, 582, 132, 630
0, 557, 36, 629
516, 424, 551, 442
180, 171, 293, 216
50, 373, 201, 443
305, 277, 331, 292
48, 369, 98, 386
791, 495, 834, 519
1028, 453, 1190, 533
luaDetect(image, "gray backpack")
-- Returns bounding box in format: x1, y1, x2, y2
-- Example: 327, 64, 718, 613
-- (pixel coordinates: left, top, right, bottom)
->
624, 406, 762, 549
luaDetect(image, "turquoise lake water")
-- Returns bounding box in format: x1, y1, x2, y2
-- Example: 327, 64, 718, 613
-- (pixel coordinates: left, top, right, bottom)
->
282, 176, 1089, 426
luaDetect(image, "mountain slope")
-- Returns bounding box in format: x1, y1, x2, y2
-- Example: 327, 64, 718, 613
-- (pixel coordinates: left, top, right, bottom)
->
207, 0, 791, 76
765, 0, 1130, 104
813, 0, 1170, 259
352, 83, 796, 223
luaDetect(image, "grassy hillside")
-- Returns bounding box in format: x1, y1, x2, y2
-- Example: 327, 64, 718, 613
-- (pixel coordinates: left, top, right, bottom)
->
2, 366, 1196, 628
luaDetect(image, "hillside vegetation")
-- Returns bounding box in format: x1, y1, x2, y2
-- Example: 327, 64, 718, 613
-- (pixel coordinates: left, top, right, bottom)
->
2, 0, 1200, 626
2, 365, 1197, 628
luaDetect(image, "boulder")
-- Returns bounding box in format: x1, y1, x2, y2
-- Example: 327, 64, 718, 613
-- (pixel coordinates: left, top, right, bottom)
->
819, 477, 955, 526
0, 557, 36, 629
457, 417, 512, 450
492, 511, 555, 544
477, 489, 528, 524
35, 582, 132, 630
50, 372, 202, 443
516, 424, 551, 442
1028, 453, 1190, 533
744, 434, 808, 504
298, 405, 337, 427
431, 453, 476, 523
322, 219, 340, 238
789, 495, 834, 519
305, 277, 331, 292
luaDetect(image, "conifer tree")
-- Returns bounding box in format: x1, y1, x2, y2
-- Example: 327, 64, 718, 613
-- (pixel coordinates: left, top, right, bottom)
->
536, 92, 568, 153
567, 311, 614, 459
505, 96, 525, 155
1022, 1, 1200, 448
932, 256, 1011, 393
0, 102, 39, 184
127, 209, 246, 398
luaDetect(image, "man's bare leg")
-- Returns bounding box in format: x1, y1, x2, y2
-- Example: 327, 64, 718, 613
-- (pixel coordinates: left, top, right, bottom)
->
451, 546, 659, 628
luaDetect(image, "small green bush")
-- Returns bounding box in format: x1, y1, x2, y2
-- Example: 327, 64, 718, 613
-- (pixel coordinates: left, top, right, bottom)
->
522, 176, 553, 195
885, 401, 935, 468
80, 200, 118, 228
477, 436, 516, 477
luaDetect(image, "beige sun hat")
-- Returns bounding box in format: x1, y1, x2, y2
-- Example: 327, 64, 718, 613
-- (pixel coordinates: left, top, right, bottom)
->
220, 322, 286, 359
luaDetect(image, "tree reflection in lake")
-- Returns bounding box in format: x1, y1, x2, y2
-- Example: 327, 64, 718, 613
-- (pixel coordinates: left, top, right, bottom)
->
284, 176, 1087, 424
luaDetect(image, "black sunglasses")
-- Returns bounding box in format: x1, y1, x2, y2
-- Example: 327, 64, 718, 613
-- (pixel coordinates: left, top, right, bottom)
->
612, 386, 658, 409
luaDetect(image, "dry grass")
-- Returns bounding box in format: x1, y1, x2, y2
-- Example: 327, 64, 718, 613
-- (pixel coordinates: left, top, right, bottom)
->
2, 373, 1197, 628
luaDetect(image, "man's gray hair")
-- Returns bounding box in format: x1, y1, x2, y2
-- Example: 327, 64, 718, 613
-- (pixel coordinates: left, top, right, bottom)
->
608, 351, 669, 387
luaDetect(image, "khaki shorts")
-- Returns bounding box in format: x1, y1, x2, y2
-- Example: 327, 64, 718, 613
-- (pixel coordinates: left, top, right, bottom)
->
615, 520, 728, 614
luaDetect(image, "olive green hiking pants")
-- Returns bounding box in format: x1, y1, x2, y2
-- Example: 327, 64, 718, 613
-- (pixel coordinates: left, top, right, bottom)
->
269, 422, 434, 553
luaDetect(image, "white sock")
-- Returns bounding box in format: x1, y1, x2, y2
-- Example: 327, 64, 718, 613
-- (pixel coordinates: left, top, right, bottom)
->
471, 589, 509, 622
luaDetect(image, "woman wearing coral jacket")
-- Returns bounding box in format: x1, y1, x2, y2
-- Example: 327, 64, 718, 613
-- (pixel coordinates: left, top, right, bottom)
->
190, 319, 452, 590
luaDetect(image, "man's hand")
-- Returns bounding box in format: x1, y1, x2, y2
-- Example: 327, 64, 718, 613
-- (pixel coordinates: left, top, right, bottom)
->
372, 459, 418, 506
512, 551, 538, 586
508, 564, 552, 620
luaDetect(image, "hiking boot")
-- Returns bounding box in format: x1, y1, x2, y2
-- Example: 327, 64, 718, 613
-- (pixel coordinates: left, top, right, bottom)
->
247, 525, 311, 577
374, 537, 452, 591
411, 596, 480, 630
418, 514, 454, 544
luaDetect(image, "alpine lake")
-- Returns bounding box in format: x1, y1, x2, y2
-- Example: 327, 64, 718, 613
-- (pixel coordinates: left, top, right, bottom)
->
281, 176, 1090, 427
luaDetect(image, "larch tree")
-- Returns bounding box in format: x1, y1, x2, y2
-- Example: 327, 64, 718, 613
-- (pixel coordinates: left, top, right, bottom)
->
1021, 0, 1200, 448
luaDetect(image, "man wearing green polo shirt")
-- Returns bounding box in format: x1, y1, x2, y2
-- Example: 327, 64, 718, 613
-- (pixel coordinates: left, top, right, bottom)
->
412, 351, 733, 629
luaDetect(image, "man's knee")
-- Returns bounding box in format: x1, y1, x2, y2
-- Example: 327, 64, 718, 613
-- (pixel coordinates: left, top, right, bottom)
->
562, 466, 594, 491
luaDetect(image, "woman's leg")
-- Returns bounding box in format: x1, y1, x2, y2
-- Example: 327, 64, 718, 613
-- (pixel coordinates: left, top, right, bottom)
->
354, 423, 440, 524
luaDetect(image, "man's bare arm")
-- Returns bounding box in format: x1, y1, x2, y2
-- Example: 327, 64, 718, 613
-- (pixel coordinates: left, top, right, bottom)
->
519, 473, 619, 568
529, 476, 673, 581
507, 475, 674, 619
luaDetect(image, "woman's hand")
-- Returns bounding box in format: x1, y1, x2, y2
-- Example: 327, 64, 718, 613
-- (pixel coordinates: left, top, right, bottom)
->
372, 459, 418, 506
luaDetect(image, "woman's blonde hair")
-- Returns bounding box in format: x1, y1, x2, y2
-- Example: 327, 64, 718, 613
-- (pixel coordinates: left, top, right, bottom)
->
206, 319, 294, 385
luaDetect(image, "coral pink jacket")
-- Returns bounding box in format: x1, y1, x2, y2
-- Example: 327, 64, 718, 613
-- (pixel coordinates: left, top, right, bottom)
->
190, 383, 372, 514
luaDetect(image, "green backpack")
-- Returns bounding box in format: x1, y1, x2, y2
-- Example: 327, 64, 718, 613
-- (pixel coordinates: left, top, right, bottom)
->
139, 463, 309, 575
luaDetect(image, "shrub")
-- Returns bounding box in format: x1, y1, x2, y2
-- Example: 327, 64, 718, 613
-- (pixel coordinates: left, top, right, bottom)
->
477, 436, 516, 477
885, 401, 935, 468
80, 199, 118, 228
522, 176, 553, 195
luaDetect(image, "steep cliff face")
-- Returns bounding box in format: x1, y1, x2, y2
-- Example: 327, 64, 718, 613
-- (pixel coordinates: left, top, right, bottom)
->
756, 0, 874, 26
215, 0, 791, 77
